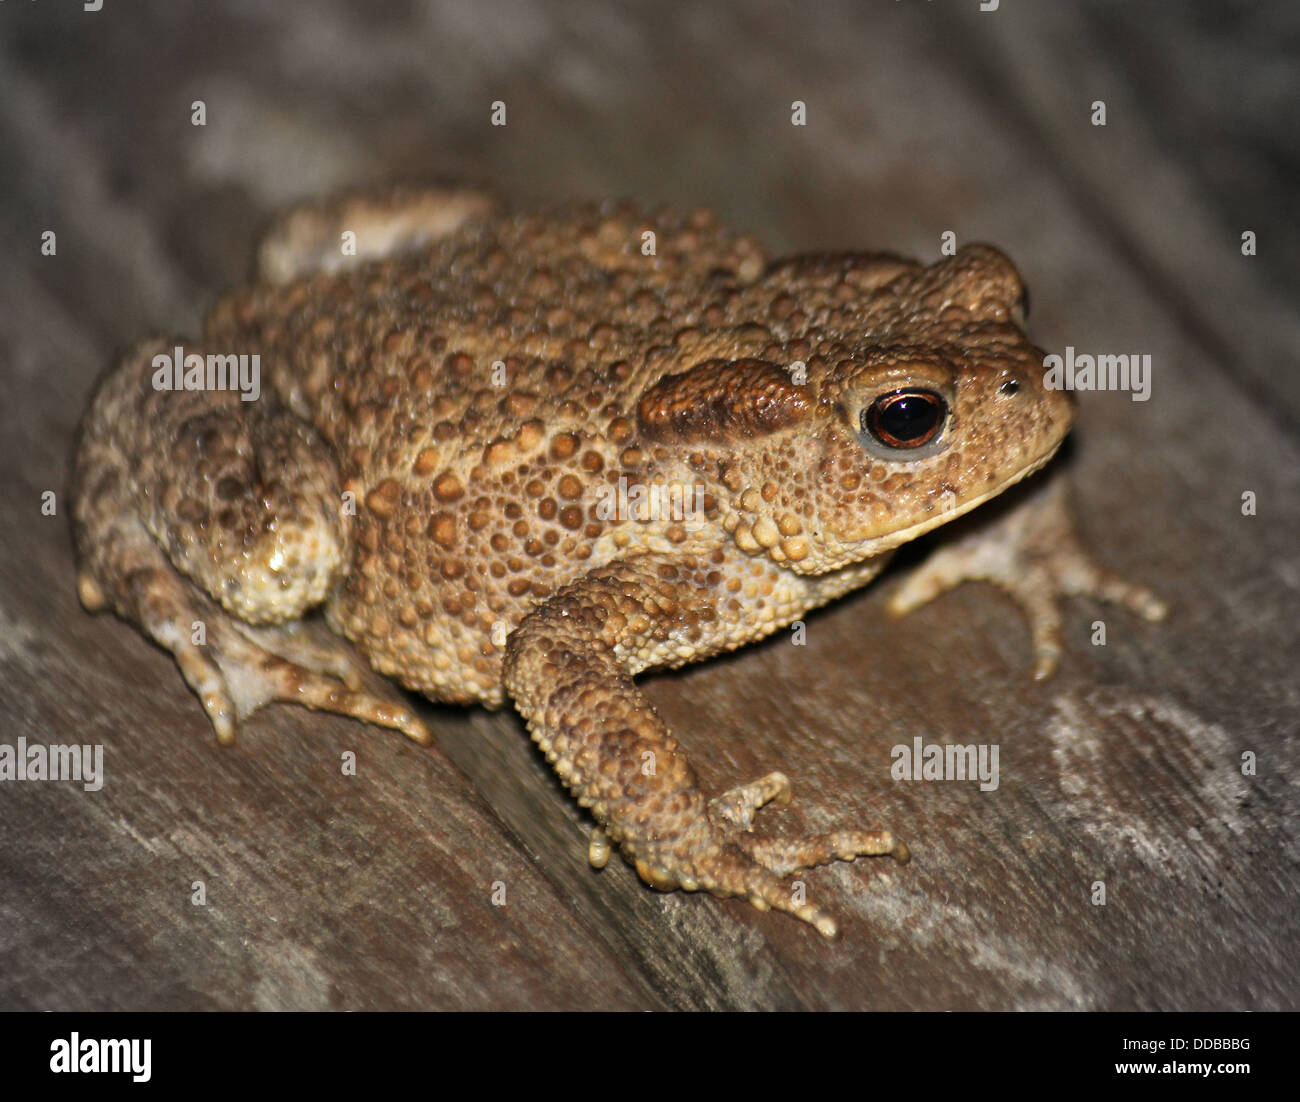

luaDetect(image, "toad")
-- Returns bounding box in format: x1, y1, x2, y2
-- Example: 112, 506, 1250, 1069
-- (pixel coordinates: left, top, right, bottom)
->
71, 190, 1164, 936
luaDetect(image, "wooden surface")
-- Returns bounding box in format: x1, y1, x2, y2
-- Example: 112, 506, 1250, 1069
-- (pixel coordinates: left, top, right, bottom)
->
1, 0, 1296, 1011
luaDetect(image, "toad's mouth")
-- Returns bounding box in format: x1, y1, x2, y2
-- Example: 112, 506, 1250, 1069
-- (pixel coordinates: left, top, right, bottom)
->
833, 439, 1065, 553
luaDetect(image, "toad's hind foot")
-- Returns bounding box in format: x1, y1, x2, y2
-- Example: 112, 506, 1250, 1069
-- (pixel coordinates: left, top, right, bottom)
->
255, 185, 497, 283
191, 612, 434, 748
78, 548, 431, 748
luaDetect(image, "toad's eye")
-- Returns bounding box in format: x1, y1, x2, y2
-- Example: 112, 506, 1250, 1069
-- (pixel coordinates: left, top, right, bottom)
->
861, 389, 946, 450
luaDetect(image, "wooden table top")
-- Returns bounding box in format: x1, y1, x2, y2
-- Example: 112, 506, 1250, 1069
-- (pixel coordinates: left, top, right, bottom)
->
1, 0, 1295, 1011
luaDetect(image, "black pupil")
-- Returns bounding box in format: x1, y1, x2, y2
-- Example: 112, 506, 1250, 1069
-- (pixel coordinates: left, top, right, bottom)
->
872, 391, 940, 444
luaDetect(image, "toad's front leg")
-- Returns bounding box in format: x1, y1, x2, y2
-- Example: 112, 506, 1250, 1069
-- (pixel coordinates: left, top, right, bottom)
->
887, 474, 1167, 679
502, 556, 908, 938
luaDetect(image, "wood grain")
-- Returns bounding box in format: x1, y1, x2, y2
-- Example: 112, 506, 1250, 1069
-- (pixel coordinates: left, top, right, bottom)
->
1, 0, 1295, 1011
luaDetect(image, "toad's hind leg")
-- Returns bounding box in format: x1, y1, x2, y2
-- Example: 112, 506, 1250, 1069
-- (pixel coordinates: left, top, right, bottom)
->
503, 556, 908, 939
71, 338, 431, 747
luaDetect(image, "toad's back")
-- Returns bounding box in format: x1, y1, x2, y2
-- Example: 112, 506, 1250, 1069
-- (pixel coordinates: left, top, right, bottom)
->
205, 199, 771, 462
199, 201, 780, 702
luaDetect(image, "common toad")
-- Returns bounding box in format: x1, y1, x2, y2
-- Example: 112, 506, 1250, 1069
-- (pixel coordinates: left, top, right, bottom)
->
71, 189, 1164, 936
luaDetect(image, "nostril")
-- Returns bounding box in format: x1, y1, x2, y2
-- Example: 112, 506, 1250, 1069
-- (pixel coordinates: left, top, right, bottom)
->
999, 379, 1020, 396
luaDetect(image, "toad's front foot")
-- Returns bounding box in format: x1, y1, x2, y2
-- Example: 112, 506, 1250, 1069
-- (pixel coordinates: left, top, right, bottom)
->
504, 556, 910, 939
594, 770, 907, 939
887, 476, 1166, 679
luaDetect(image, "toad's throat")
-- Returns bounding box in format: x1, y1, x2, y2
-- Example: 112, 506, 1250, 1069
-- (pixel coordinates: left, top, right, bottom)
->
834, 440, 1065, 553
